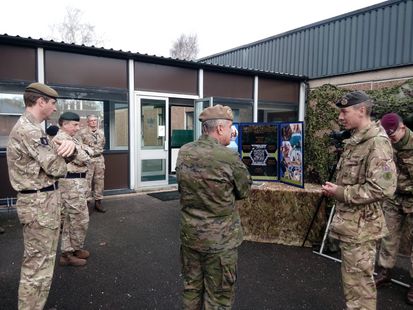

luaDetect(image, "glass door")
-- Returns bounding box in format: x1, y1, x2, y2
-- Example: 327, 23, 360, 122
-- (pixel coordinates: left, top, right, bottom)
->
137, 96, 169, 187
194, 98, 212, 139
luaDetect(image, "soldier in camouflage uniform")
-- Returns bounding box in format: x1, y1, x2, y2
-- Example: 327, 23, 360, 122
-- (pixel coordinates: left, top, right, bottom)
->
7, 83, 76, 310
54, 112, 93, 267
78, 114, 106, 213
375, 113, 413, 304
322, 91, 397, 310
176, 105, 252, 310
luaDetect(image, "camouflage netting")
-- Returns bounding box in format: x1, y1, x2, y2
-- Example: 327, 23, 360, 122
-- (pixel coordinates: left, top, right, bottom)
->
237, 183, 325, 247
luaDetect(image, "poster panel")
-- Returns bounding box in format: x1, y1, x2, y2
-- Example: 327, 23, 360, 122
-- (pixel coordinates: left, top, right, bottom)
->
239, 123, 278, 181
279, 122, 304, 188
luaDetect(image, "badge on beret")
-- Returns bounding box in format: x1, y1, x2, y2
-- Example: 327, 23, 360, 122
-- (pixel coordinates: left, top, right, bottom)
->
40, 137, 49, 145
341, 98, 348, 106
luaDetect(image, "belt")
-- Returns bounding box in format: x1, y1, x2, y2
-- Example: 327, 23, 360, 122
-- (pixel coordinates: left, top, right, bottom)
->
91, 154, 102, 158
20, 182, 59, 194
65, 172, 87, 178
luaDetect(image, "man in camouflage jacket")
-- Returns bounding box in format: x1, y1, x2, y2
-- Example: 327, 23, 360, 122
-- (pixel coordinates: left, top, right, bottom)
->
375, 113, 413, 304
54, 112, 93, 267
176, 105, 252, 310
322, 91, 397, 310
7, 83, 76, 310
78, 114, 106, 213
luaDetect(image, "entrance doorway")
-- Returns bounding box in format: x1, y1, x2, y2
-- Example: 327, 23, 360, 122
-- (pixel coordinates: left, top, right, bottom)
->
137, 96, 169, 187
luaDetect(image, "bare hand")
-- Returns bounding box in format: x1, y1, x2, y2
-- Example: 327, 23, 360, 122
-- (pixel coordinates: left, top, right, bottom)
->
56, 140, 76, 157
321, 181, 338, 197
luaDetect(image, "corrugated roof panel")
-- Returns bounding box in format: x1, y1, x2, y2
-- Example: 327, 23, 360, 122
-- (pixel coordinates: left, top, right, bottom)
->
199, 0, 413, 79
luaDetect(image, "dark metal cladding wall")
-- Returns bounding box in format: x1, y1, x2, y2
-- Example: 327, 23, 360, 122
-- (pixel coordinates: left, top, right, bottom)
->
200, 0, 413, 79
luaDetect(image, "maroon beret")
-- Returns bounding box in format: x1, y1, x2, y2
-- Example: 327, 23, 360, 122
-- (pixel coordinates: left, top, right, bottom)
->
381, 113, 402, 135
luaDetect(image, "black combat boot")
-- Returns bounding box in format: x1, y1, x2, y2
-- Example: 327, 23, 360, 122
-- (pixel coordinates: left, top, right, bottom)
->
374, 266, 391, 288
94, 200, 106, 213
407, 279, 413, 305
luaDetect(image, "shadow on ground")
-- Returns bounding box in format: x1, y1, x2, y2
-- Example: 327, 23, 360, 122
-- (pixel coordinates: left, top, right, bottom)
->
0, 194, 411, 310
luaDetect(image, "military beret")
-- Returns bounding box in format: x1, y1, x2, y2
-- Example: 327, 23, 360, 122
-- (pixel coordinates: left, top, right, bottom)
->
25, 82, 59, 99
381, 112, 401, 135
199, 105, 233, 122
46, 125, 59, 137
59, 111, 80, 122
336, 90, 371, 108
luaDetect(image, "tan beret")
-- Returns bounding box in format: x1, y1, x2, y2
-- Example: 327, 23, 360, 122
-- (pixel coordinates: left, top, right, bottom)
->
199, 104, 233, 122
25, 82, 59, 99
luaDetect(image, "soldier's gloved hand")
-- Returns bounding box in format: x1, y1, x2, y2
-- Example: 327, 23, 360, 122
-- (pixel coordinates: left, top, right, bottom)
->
55, 140, 76, 157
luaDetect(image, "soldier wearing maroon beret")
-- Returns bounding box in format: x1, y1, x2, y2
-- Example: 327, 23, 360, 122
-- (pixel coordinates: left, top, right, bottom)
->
375, 112, 413, 304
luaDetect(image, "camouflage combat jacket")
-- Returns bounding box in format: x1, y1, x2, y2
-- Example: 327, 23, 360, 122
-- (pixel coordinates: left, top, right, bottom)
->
176, 134, 252, 253
329, 121, 397, 243
392, 128, 413, 213
78, 127, 105, 160
7, 111, 67, 191
53, 131, 91, 174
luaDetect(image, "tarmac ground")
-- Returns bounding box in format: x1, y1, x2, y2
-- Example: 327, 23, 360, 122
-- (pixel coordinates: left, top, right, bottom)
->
0, 193, 412, 310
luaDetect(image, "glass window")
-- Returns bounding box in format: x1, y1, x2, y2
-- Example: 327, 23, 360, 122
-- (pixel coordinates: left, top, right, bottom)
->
0, 93, 25, 149
141, 99, 166, 150
48, 98, 129, 151
109, 102, 128, 150
48, 98, 104, 128
213, 99, 253, 123
141, 159, 166, 182
258, 101, 298, 122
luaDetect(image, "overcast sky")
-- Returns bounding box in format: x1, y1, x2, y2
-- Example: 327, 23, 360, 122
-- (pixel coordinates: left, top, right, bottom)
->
2, 0, 384, 58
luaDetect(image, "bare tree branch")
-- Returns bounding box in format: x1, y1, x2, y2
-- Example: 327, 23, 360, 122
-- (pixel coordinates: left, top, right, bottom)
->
170, 34, 199, 60
48, 7, 103, 46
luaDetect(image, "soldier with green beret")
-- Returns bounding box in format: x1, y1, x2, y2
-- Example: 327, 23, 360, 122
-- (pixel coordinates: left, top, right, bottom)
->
375, 113, 413, 304
176, 104, 252, 309
322, 90, 397, 310
7, 82, 77, 310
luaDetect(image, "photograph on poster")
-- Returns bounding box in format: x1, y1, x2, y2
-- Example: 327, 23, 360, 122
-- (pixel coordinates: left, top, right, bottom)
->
239, 123, 278, 181
227, 123, 239, 154
279, 122, 304, 187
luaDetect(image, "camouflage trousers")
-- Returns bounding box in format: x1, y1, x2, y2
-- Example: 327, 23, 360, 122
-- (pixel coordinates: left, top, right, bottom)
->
86, 156, 105, 201
378, 198, 413, 276
60, 178, 89, 253
340, 240, 377, 310
16, 190, 61, 310
181, 246, 238, 310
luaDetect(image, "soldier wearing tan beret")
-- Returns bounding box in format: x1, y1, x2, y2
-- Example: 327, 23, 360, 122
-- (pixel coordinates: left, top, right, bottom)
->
176, 104, 252, 309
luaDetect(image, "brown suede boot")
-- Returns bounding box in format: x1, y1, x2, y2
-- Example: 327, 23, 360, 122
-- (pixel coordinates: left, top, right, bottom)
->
407, 280, 413, 305
374, 266, 391, 288
74, 249, 90, 259
59, 252, 87, 266
94, 200, 106, 213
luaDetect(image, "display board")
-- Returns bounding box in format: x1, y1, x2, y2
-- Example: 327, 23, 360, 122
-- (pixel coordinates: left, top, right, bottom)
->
238, 122, 304, 188
238, 123, 278, 182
